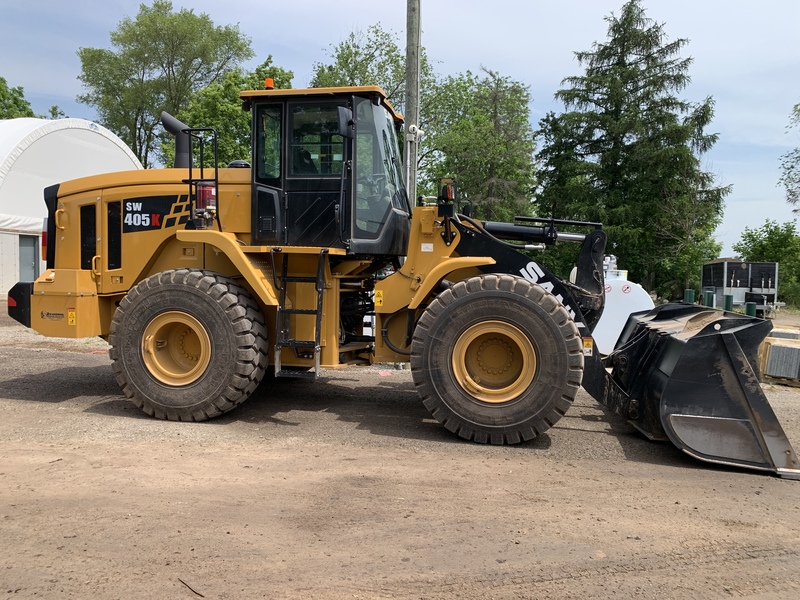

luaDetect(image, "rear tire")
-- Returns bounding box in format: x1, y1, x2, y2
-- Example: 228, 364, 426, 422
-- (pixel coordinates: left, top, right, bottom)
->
109, 269, 269, 421
410, 274, 583, 444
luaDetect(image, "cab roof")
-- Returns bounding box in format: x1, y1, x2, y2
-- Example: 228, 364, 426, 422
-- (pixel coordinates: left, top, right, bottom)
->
240, 86, 404, 124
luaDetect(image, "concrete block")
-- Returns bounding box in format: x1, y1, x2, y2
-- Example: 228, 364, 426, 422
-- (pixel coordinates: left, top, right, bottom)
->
769, 328, 800, 340
761, 338, 800, 381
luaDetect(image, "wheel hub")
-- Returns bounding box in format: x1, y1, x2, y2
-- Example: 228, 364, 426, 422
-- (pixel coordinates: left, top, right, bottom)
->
476, 337, 515, 375
142, 311, 211, 386
452, 320, 537, 403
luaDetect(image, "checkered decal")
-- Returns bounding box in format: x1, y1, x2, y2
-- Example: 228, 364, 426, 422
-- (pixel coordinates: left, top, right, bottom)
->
163, 195, 191, 229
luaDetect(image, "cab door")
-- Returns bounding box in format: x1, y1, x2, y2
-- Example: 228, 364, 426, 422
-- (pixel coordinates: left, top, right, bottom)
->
284, 102, 347, 249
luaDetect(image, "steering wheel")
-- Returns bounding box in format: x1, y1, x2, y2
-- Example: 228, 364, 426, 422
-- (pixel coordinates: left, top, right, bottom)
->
357, 173, 390, 209
357, 173, 386, 190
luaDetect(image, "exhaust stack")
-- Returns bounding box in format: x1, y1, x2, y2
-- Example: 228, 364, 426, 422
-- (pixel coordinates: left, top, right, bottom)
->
160, 112, 192, 169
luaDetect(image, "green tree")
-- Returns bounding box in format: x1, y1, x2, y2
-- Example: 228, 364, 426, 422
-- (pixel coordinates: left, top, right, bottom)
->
166, 57, 293, 167
426, 69, 536, 221
734, 220, 800, 306
310, 24, 409, 108
47, 106, 67, 119
0, 76, 36, 118
311, 23, 462, 202
77, 0, 253, 167
780, 102, 800, 207
311, 24, 536, 220
535, 0, 728, 298
416, 71, 480, 197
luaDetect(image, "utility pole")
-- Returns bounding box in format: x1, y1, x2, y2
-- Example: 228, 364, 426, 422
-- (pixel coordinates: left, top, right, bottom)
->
404, 0, 421, 205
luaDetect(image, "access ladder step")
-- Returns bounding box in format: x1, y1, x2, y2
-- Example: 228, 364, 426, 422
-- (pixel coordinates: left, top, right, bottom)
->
271, 247, 327, 381
275, 368, 318, 380
279, 308, 319, 316
276, 340, 319, 350
282, 276, 319, 284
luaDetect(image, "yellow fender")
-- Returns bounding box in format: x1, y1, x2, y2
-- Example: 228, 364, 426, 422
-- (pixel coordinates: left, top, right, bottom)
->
375, 256, 496, 314
176, 230, 279, 306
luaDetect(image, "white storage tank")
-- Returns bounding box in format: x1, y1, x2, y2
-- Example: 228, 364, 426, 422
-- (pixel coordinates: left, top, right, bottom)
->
592, 256, 655, 355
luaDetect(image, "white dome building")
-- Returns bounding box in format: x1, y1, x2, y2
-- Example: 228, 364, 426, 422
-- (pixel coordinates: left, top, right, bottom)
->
0, 118, 142, 296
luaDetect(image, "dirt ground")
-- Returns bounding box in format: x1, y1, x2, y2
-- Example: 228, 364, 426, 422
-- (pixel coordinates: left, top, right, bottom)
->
1, 303, 800, 599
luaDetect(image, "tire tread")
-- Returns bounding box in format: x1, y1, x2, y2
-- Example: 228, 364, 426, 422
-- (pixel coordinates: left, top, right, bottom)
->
411, 273, 583, 445
109, 269, 268, 421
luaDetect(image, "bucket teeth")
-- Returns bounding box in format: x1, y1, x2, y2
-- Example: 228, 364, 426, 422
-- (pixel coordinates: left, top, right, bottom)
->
599, 303, 800, 478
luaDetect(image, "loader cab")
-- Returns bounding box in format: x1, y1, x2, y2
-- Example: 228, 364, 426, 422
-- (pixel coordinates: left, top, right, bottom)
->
243, 86, 411, 256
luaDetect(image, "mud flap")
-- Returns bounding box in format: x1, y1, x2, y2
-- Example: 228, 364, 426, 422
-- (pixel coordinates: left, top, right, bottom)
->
7, 281, 33, 328
595, 303, 800, 479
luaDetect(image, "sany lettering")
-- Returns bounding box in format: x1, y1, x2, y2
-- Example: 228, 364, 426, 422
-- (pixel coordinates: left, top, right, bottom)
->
520, 261, 545, 281
519, 261, 576, 320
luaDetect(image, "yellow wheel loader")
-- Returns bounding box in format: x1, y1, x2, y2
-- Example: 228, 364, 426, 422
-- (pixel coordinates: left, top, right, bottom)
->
7, 85, 799, 478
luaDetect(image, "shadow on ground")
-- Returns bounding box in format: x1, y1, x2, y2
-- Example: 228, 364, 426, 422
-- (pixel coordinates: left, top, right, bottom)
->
0, 356, 710, 471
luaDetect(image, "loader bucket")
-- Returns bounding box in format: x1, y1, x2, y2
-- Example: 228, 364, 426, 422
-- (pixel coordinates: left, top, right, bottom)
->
602, 303, 800, 479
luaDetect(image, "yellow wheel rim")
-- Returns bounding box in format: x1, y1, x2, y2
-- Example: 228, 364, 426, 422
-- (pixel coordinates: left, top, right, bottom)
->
452, 320, 536, 403
142, 311, 211, 386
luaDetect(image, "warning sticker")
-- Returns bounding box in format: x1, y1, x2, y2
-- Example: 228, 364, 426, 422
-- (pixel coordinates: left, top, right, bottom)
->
582, 337, 594, 356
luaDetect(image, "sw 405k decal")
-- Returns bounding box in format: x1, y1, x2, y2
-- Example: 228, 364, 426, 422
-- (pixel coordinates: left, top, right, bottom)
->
123, 195, 191, 233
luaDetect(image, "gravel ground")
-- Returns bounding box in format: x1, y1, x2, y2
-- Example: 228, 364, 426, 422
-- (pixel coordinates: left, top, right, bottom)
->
1, 302, 799, 599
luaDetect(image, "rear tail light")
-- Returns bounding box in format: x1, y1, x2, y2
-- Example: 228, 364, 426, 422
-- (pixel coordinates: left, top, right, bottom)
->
196, 183, 217, 210
41, 227, 47, 259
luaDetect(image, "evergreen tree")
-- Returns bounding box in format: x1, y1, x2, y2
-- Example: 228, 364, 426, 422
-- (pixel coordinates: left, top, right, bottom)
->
535, 0, 727, 298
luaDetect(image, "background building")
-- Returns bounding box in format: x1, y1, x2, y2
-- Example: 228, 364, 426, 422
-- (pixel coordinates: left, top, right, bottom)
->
702, 258, 779, 308
0, 118, 142, 296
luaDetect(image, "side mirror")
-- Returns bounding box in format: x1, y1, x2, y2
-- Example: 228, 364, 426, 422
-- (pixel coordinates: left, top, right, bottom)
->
337, 106, 354, 139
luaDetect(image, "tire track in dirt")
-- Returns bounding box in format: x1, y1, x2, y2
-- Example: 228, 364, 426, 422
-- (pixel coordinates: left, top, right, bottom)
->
354, 543, 800, 599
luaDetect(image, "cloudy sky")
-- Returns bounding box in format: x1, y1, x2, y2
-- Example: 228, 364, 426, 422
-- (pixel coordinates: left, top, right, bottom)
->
2, 0, 798, 256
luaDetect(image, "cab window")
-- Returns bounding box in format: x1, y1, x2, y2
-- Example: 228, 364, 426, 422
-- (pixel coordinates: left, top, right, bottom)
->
255, 105, 282, 185
289, 104, 344, 176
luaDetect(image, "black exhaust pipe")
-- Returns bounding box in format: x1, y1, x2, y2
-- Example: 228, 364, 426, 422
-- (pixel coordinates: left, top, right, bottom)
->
160, 112, 192, 169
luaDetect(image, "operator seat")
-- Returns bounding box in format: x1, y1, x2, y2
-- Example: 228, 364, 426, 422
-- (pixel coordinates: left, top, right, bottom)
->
294, 148, 317, 174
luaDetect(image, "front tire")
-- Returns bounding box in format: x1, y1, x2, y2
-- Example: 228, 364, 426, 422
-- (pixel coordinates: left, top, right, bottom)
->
410, 274, 583, 444
109, 269, 269, 421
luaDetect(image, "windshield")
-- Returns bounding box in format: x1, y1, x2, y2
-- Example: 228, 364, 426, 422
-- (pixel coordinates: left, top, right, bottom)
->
353, 97, 409, 239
